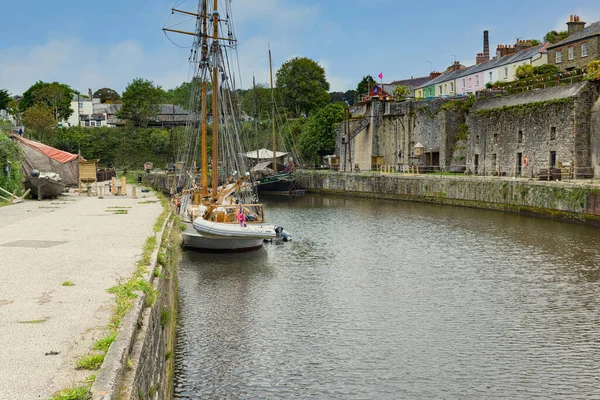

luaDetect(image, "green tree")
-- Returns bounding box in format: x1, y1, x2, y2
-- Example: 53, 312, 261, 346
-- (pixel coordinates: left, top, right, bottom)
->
0, 89, 11, 110
118, 78, 164, 127
530, 39, 541, 46
93, 88, 121, 104
533, 64, 559, 76
22, 105, 56, 143
329, 91, 345, 103
544, 30, 568, 44
392, 85, 410, 101
239, 85, 272, 120
19, 81, 73, 121
357, 75, 375, 95
343, 90, 358, 106
0, 133, 24, 197
298, 102, 345, 161
516, 64, 534, 80
275, 57, 330, 117
6, 99, 22, 127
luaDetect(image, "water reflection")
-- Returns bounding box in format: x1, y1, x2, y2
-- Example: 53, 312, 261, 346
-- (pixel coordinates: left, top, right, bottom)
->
175, 195, 600, 399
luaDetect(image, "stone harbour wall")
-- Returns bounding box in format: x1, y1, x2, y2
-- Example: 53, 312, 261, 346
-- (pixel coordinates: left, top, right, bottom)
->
296, 170, 600, 225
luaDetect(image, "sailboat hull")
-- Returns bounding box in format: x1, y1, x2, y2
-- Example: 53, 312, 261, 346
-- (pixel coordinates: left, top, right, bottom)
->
181, 221, 263, 251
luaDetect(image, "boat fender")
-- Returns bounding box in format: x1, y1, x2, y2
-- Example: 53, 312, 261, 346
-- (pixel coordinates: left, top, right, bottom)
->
281, 230, 291, 242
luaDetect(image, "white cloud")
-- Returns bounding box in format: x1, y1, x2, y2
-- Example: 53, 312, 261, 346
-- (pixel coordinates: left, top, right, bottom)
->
0, 37, 191, 96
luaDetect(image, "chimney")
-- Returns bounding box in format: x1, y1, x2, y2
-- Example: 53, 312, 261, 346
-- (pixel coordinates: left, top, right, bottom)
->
429, 71, 441, 80
476, 53, 488, 65
483, 30, 490, 60
515, 39, 534, 52
88, 88, 93, 99
567, 14, 586, 36
451, 61, 462, 71
496, 44, 517, 58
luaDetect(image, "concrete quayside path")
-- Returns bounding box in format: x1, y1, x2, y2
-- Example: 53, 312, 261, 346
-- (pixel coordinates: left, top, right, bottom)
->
0, 187, 162, 399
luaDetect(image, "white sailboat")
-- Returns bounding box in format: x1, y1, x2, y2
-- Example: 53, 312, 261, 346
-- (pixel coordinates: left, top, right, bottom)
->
165, 0, 290, 251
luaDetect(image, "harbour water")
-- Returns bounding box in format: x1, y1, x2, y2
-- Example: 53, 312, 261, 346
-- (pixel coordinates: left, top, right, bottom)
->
174, 195, 600, 399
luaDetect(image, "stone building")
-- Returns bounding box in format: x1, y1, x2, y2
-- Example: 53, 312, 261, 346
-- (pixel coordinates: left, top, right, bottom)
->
547, 16, 600, 71
338, 81, 600, 178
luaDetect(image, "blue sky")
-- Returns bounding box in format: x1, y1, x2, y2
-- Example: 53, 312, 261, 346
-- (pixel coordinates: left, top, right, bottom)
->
1, 0, 599, 96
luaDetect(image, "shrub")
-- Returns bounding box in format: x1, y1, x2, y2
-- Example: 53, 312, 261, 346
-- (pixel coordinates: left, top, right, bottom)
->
0, 133, 24, 197
588, 60, 600, 81
533, 64, 559, 76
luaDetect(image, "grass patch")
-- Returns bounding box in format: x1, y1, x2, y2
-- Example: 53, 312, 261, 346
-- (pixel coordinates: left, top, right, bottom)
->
18, 318, 47, 324
153, 192, 169, 233
106, 206, 132, 209
62, 281, 75, 286
138, 200, 158, 204
39, 206, 61, 209
76, 353, 105, 370
126, 356, 134, 371
93, 333, 117, 353
161, 309, 172, 327
105, 209, 129, 214
49, 384, 90, 400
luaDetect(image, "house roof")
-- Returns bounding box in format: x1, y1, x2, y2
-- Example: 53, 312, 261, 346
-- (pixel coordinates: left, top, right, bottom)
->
390, 75, 432, 88
547, 21, 600, 49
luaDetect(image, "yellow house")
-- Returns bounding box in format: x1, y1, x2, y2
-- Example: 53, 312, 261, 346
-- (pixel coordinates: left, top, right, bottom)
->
414, 88, 424, 98
497, 43, 548, 82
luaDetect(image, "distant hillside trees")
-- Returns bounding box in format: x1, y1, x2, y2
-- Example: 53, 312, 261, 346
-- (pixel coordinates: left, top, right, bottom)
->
0, 89, 11, 110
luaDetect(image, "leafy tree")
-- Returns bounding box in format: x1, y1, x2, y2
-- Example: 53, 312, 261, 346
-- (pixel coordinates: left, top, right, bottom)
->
239, 85, 272, 120
544, 30, 568, 44
530, 39, 541, 46
164, 77, 212, 110
6, 99, 22, 126
22, 105, 56, 143
392, 86, 410, 101
516, 64, 534, 80
343, 90, 358, 106
118, 78, 164, 127
19, 81, 73, 121
357, 75, 375, 95
0, 133, 24, 196
329, 91, 345, 103
93, 88, 121, 104
298, 102, 345, 161
275, 57, 330, 117
533, 64, 559, 76
0, 119, 14, 133
0, 89, 11, 110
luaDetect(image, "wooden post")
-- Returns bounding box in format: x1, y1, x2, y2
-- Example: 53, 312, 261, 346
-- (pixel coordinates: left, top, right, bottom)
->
120, 177, 127, 196
132, 185, 137, 199
111, 177, 117, 195
98, 186, 104, 199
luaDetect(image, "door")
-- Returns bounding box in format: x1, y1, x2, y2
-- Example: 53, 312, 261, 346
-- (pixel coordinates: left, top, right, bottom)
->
517, 153, 523, 176
474, 154, 479, 174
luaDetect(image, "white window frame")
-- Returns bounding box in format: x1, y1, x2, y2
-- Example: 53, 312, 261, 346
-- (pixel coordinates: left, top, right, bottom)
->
556, 50, 562, 63
450, 82, 454, 92
582, 43, 588, 57
504, 67, 508, 77
476, 75, 479, 86
568, 46, 574, 60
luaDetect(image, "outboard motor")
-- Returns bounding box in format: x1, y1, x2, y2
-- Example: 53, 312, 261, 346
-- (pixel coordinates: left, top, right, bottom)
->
274, 226, 292, 242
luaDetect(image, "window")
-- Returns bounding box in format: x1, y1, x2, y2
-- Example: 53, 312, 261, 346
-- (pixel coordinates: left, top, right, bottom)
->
476, 75, 479, 86
568, 46, 574, 60
450, 82, 454, 92
489, 71, 493, 81
504, 67, 508, 78
79, 102, 83, 109
444, 84, 447, 94
463, 79, 466, 87
469, 77, 472, 87
518, 130, 523, 143
493, 133, 498, 144
556, 50, 562, 63
550, 127, 556, 140
492, 154, 497, 170
439, 86, 442, 95
475, 135, 480, 145
85, 120, 90, 127
582, 43, 589, 57
90, 121, 95, 127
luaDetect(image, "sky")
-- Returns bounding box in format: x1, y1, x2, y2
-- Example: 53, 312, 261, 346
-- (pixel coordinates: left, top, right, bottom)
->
1, 0, 600, 96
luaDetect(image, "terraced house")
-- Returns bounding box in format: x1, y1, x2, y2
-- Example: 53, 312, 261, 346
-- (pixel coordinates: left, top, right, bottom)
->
547, 15, 600, 71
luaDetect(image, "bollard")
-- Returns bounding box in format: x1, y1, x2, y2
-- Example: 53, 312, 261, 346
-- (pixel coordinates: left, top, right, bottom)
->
111, 177, 117, 195
98, 186, 104, 199
132, 185, 137, 199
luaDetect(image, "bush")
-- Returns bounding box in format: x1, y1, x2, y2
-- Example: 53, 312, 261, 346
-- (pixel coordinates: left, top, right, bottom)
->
0, 133, 24, 197
516, 64, 534, 80
588, 60, 600, 80
533, 64, 559, 76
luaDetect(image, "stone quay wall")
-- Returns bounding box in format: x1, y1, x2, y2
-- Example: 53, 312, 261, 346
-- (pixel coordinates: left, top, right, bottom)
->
91, 217, 179, 400
296, 170, 600, 225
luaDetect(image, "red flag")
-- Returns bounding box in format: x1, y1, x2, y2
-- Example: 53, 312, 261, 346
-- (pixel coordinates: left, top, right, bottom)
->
378, 72, 383, 80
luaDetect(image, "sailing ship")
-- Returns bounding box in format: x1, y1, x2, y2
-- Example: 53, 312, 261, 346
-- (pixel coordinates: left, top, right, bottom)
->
164, 0, 290, 251
245, 51, 297, 195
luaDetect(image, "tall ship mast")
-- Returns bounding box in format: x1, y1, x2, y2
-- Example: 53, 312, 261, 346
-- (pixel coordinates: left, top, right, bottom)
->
164, 0, 290, 251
